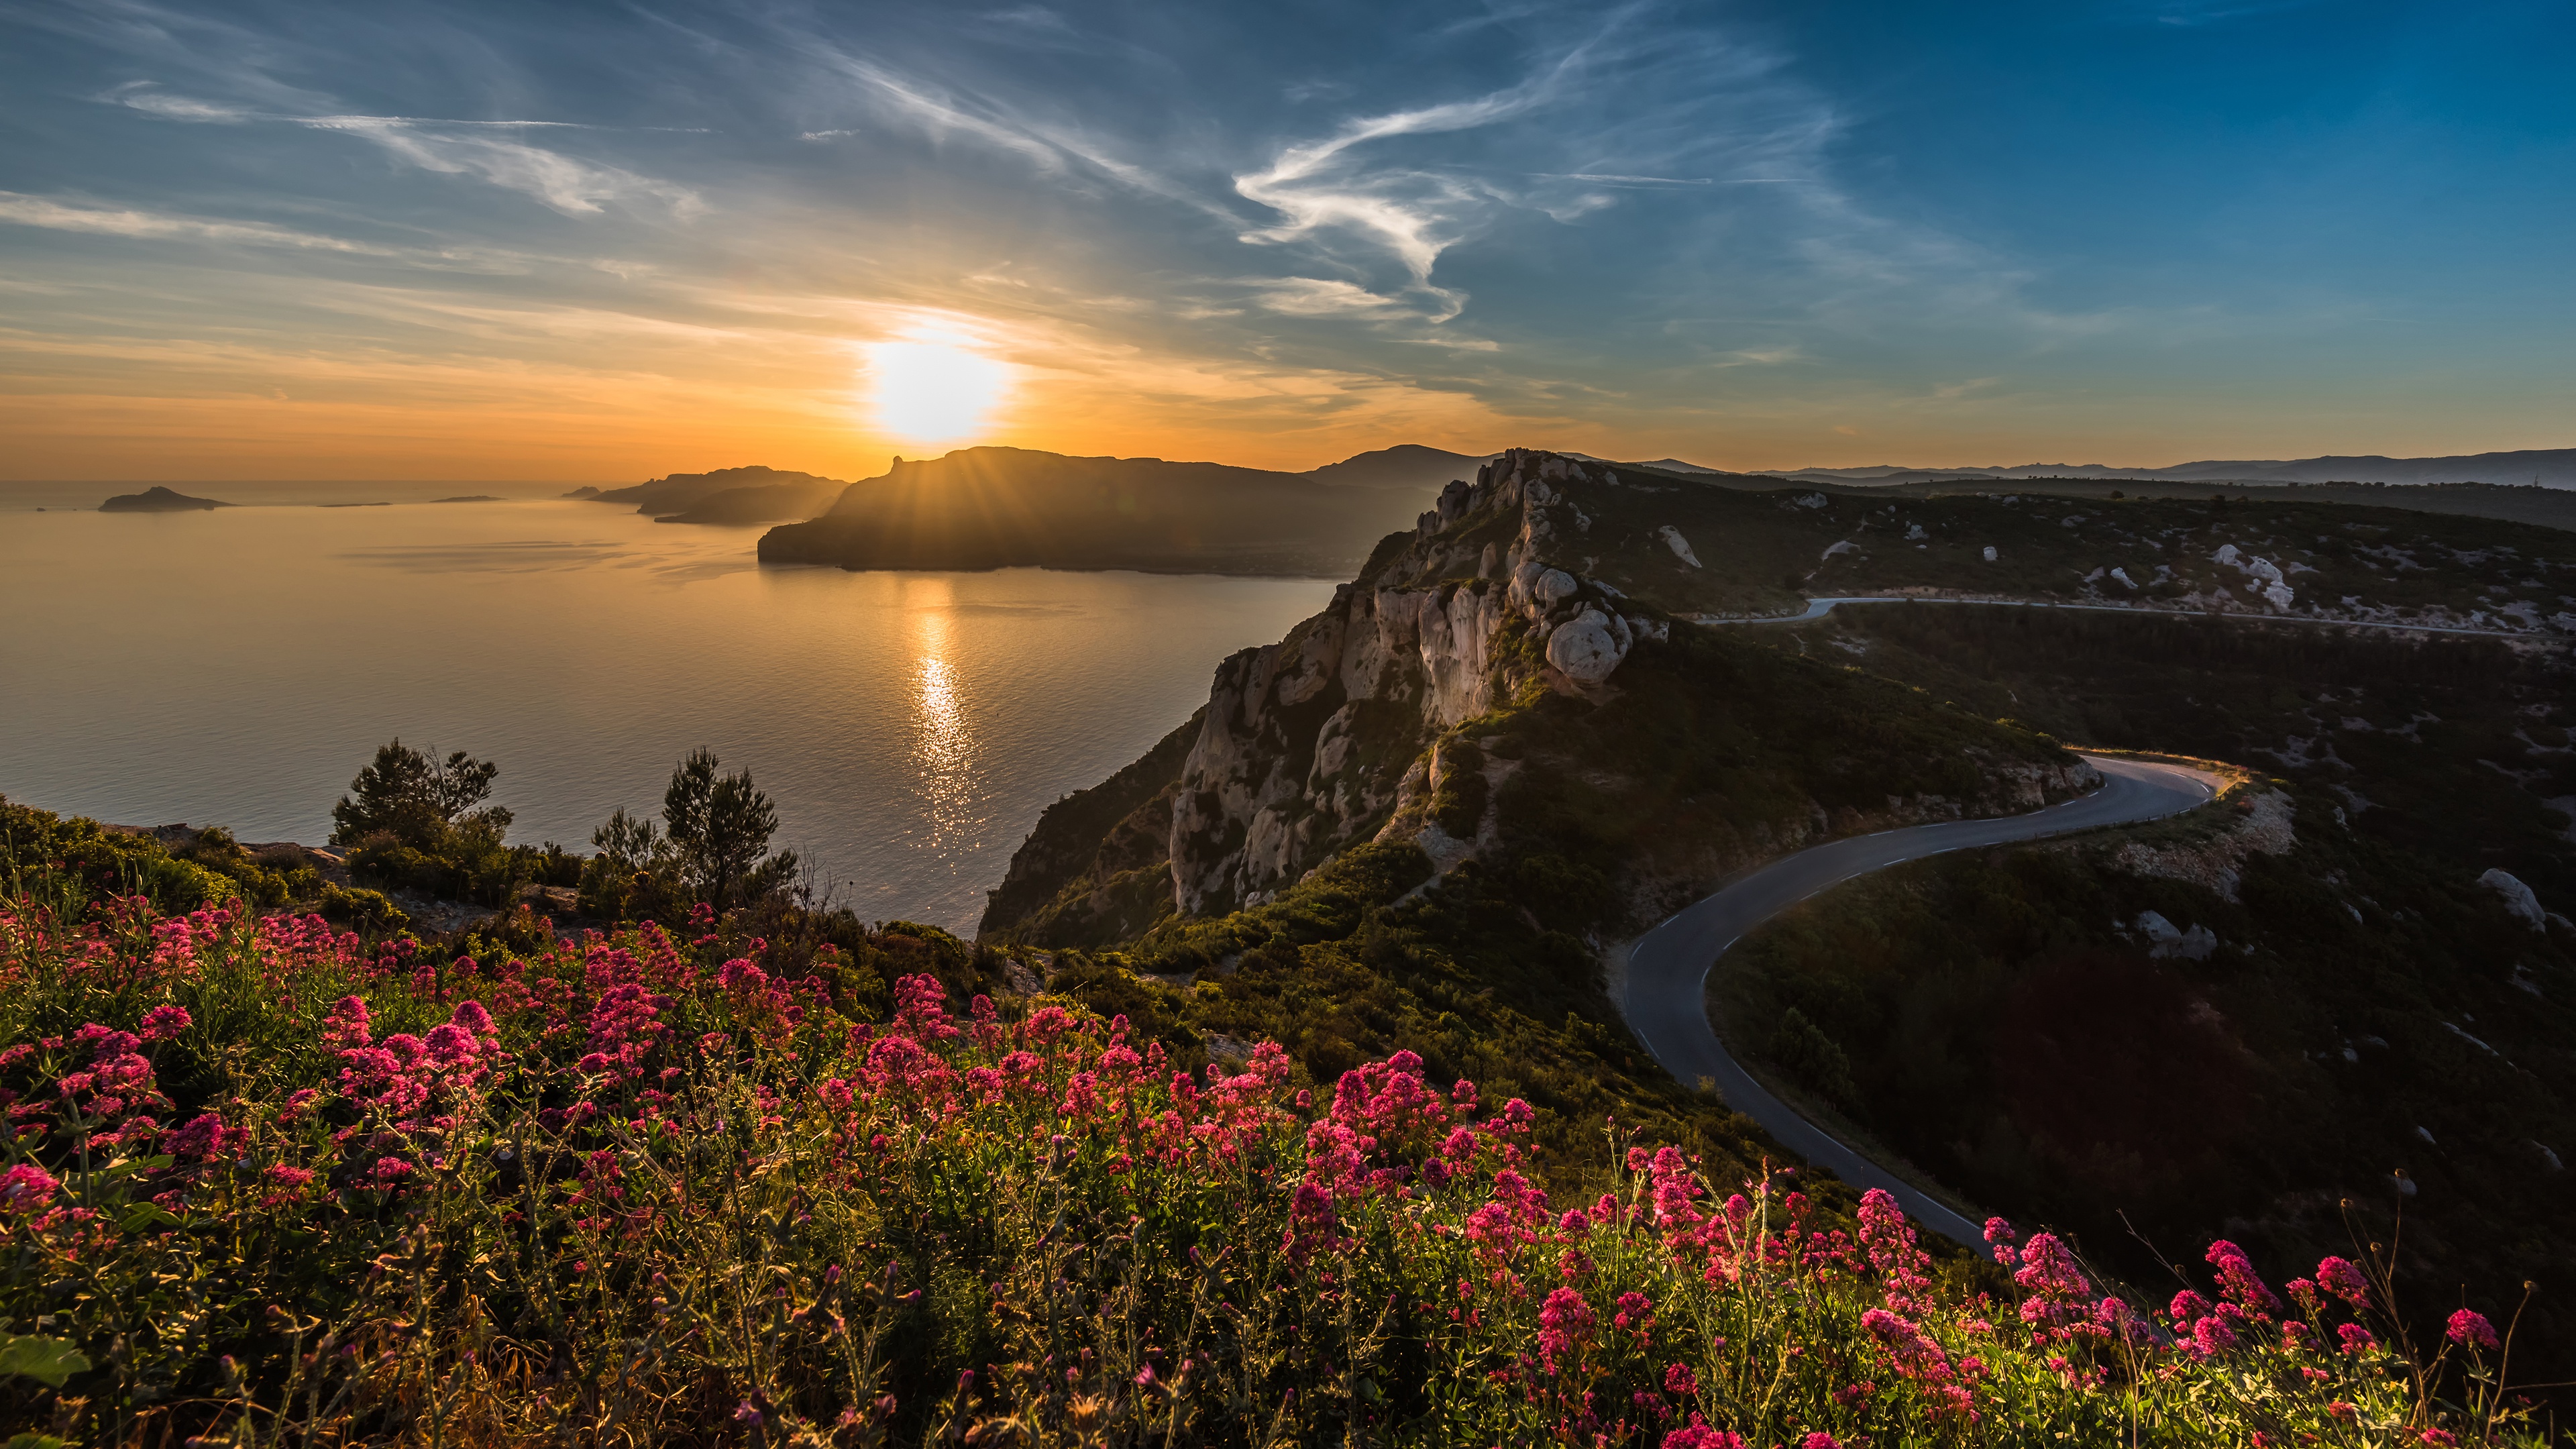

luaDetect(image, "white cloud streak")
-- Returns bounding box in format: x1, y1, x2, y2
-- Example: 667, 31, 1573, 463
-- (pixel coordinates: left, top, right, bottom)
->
0, 191, 400, 254
105, 87, 703, 217
296, 117, 704, 217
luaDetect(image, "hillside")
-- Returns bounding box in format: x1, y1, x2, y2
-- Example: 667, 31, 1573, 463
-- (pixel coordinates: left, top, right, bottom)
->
584, 464, 847, 523
981, 447, 2576, 1389
757, 447, 1440, 576
1766, 445, 2576, 490
0, 826, 2514, 1444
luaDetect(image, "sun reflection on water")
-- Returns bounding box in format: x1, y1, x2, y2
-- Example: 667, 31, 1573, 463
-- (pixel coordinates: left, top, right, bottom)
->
906, 599, 984, 860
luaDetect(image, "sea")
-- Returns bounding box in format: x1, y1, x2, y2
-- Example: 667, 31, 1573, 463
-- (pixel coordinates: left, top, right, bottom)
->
0, 481, 1338, 934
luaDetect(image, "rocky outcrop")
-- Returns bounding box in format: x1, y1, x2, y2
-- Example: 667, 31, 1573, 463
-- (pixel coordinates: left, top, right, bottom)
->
2111, 787, 2296, 902
1164, 450, 1682, 914
983, 447, 2102, 941
2481, 869, 2548, 931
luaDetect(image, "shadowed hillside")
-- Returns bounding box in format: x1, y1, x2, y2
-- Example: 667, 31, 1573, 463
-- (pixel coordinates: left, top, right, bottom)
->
757, 446, 1454, 576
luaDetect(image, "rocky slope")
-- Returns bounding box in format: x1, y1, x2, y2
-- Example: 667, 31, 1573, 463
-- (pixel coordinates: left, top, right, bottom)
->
983, 449, 2093, 942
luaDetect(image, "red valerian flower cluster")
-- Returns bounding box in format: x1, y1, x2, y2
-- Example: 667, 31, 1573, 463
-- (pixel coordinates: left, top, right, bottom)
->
0, 892, 2535, 1448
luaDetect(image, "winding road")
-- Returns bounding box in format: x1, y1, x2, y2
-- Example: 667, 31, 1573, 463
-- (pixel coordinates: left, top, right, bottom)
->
1614, 755, 2225, 1246
1717, 594, 2555, 642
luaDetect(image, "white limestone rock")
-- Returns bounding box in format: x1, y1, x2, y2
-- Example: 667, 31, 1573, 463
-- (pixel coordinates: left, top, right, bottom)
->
1657, 525, 1702, 568
2482, 868, 2548, 930
2135, 910, 2218, 961
1546, 608, 1630, 684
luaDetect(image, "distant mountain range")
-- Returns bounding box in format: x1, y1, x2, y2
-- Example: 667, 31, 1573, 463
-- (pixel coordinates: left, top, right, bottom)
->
1678, 447, 2576, 490
577, 441, 2575, 574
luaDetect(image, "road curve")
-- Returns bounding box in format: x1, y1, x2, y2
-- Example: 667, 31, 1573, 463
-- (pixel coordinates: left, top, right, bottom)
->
1615, 755, 2224, 1245
1714, 594, 2553, 642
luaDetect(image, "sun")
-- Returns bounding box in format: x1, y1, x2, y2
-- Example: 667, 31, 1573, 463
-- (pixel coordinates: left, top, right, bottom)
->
865, 331, 1012, 447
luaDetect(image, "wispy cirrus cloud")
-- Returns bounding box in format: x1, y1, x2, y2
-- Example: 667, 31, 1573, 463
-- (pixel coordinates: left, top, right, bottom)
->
297, 118, 703, 217
105, 85, 702, 217
0, 191, 400, 254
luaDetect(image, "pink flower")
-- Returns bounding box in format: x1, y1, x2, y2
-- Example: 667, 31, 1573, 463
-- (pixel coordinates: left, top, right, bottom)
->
1661, 1425, 1744, 1449
2420, 1431, 2459, 1446
1664, 1362, 1699, 1396
321, 997, 371, 1051
1537, 1286, 1595, 1373
138, 1005, 192, 1042
1801, 1435, 1843, 1449
172, 1111, 237, 1161
2204, 1239, 2281, 1315
1983, 1215, 2019, 1268
2191, 1314, 2240, 1356
2013, 1232, 2096, 1335
2446, 1309, 2500, 1352
2338, 1324, 2377, 1355
0, 1163, 60, 1210
2314, 1256, 2370, 1307
2169, 1289, 2211, 1323
264, 1165, 315, 1189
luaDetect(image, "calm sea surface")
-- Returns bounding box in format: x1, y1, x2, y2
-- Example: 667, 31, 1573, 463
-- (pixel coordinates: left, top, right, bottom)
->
0, 484, 1337, 933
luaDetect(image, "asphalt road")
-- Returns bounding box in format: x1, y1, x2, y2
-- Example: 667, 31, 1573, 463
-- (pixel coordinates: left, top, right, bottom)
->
1615, 754, 2224, 1245
1716, 594, 2554, 641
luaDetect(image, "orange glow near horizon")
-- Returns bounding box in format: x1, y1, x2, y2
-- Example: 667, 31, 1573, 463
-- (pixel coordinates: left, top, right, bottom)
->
4, 291, 2561, 486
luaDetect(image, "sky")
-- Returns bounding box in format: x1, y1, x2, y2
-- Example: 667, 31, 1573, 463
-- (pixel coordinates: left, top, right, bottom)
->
1, 0, 2570, 482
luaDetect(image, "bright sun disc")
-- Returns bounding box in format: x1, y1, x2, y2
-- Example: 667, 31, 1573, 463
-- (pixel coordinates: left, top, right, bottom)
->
867, 337, 1012, 446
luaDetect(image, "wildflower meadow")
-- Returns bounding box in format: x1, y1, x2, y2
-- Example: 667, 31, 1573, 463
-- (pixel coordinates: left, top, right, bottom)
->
0, 882, 2548, 1446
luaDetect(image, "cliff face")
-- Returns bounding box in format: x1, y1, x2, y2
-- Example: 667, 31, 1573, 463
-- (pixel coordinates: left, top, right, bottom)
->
985, 449, 2095, 941
1165, 450, 1680, 914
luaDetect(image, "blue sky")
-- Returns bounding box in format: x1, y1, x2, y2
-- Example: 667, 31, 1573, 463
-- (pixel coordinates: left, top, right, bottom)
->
0, 0, 2568, 479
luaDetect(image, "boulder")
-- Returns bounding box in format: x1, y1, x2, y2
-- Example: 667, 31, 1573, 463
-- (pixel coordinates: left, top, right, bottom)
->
2481, 868, 2548, 930
1546, 609, 1629, 684
2135, 910, 2218, 961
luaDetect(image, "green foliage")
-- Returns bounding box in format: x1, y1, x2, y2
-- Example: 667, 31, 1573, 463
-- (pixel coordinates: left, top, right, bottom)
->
0, 1338, 88, 1390
1768, 1006, 1858, 1107
327, 738, 509, 849
579, 752, 802, 922
661, 747, 796, 908
313, 883, 407, 933
1, 800, 238, 916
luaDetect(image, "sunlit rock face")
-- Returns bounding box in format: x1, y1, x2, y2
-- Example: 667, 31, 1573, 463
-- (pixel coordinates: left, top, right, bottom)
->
1166, 448, 1674, 915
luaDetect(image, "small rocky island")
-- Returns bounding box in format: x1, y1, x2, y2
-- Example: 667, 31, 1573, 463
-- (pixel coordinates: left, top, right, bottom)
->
99, 485, 231, 512
432, 494, 502, 503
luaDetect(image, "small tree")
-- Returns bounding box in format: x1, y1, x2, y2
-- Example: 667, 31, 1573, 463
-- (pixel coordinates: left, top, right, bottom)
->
329, 739, 511, 848
659, 749, 798, 909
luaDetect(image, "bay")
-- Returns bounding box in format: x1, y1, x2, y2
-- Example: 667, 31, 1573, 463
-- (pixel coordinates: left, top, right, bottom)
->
0, 486, 1336, 934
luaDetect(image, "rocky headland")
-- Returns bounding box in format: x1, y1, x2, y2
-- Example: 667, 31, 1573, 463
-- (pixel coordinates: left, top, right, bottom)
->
756, 445, 1478, 576
99, 485, 230, 512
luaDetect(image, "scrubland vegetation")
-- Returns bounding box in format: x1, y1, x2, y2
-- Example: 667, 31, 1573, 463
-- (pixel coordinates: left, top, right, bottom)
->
1711, 606, 2576, 1385
0, 835, 2548, 1445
